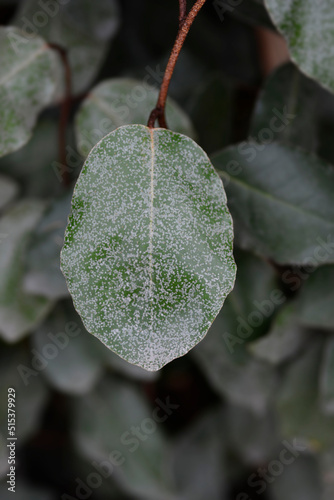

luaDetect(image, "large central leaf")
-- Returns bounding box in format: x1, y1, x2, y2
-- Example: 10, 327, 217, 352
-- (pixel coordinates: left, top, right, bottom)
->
61, 125, 235, 370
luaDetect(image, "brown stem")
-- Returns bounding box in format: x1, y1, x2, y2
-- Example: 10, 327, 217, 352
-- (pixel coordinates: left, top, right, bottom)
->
148, 0, 207, 129
179, 0, 187, 28
48, 43, 72, 187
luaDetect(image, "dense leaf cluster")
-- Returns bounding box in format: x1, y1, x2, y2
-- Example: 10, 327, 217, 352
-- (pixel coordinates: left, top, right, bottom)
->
1, 0, 334, 499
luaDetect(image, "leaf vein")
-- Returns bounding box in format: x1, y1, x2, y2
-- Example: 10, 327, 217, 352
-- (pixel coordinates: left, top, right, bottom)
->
0, 45, 48, 87
220, 172, 334, 226
149, 129, 155, 333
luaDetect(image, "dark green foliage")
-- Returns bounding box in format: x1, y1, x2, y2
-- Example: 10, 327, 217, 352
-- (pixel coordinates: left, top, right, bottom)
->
1, 0, 334, 499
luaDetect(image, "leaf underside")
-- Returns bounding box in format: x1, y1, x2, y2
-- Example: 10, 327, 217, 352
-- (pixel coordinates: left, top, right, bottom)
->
61, 125, 236, 370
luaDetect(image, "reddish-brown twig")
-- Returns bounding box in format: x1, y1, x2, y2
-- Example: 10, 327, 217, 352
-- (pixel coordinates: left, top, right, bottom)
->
148, 0, 207, 129
179, 0, 187, 28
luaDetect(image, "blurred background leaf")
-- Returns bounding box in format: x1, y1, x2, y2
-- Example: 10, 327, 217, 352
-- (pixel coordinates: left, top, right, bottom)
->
75, 78, 196, 157
0, 200, 52, 342
294, 266, 334, 329
213, 143, 334, 265
0, 27, 61, 157
249, 304, 310, 365
12, 0, 120, 95
192, 251, 279, 415
264, 0, 334, 93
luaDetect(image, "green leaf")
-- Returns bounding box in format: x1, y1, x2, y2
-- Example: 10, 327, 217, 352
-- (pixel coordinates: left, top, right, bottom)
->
0, 200, 53, 342
103, 348, 159, 382
170, 410, 226, 500
277, 336, 322, 434
0, 26, 61, 157
294, 266, 334, 329
276, 335, 334, 447
0, 174, 18, 211
268, 455, 322, 500
320, 335, 334, 415
32, 303, 102, 395
250, 62, 318, 151
218, 249, 280, 335
75, 78, 196, 157
13, 0, 120, 95
226, 403, 280, 465
264, 0, 334, 93
194, 305, 278, 414
212, 143, 334, 265
23, 192, 72, 300
71, 375, 176, 499
250, 61, 334, 165
61, 124, 236, 371
193, 251, 279, 414
0, 117, 70, 198
320, 448, 334, 500
249, 304, 309, 365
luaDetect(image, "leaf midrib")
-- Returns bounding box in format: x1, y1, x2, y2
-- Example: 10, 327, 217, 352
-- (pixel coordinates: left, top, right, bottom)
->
148, 129, 155, 331
0, 45, 47, 87
88, 93, 124, 129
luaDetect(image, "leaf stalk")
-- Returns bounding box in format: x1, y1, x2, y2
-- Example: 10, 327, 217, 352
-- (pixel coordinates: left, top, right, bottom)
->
148, 0, 207, 129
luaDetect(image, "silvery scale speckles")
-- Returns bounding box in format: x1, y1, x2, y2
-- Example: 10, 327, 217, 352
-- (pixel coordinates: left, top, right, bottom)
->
61, 124, 236, 370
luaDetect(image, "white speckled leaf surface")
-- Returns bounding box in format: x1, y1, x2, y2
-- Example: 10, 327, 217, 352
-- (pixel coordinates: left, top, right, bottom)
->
264, 0, 334, 93
75, 77, 196, 157
0, 27, 61, 157
61, 125, 236, 370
